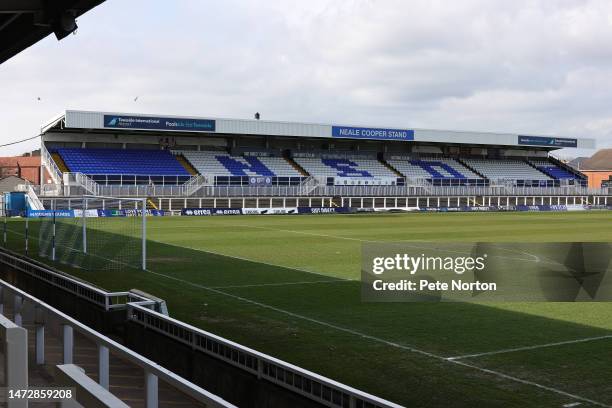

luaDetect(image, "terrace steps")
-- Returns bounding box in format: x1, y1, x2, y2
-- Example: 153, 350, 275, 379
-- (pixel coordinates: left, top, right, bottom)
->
379, 157, 403, 177
176, 154, 198, 175
284, 154, 310, 176
147, 197, 158, 210
0, 306, 204, 408
456, 158, 487, 179
525, 159, 555, 178
51, 152, 69, 173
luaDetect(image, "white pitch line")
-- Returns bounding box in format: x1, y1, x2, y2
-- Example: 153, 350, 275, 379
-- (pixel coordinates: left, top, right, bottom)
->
155, 221, 557, 265
447, 335, 612, 361
144, 268, 443, 359
227, 224, 558, 265
7, 225, 611, 406
232, 223, 380, 242
143, 267, 611, 408
452, 359, 608, 408
8, 225, 354, 286
153, 221, 378, 243
148, 238, 352, 282
210, 279, 352, 289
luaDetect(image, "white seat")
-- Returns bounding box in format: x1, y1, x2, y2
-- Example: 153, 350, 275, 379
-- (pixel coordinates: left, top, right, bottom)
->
389, 157, 481, 180
174, 151, 300, 177
462, 158, 551, 180
293, 157, 395, 178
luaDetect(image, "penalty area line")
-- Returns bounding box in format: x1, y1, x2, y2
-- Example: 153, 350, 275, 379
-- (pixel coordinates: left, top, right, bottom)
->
447, 335, 612, 361
210, 279, 353, 289
148, 238, 352, 282
143, 267, 611, 408
451, 359, 609, 408
7, 225, 610, 406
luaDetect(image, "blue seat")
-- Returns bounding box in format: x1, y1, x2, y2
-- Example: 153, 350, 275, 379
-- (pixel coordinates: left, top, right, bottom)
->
409, 160, 467, 179
215, 156, 275, 176
537, 166, 578, 180
57, 148, 190, 181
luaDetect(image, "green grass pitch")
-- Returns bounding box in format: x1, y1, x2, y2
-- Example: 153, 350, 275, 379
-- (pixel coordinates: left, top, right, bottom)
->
4, 211, 612, 407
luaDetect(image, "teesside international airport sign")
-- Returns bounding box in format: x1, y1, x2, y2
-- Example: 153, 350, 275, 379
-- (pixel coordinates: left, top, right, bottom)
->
103, 115, 216, 132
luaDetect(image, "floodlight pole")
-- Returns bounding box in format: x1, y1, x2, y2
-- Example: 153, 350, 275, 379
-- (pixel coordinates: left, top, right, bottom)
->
142, 198, 147, 271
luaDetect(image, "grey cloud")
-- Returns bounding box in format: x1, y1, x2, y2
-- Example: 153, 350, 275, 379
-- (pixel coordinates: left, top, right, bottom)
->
0, 0, 611, 157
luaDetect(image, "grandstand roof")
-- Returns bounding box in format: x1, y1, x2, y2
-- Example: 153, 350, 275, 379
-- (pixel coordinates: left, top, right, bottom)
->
567, 156, 588, 170
0, 0, 105, 65
580, 149, 612, 171
40, 109, 596, 150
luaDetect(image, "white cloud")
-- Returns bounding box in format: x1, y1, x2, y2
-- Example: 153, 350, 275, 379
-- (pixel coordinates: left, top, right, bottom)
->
1, 0, 612, 157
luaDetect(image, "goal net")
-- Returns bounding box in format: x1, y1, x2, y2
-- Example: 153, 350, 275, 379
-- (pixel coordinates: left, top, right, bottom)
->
37, 196, 147, 272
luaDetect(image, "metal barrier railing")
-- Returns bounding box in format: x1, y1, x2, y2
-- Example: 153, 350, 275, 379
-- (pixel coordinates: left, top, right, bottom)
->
0, 250, 154, 311
29, 181, 611, 198
0, 247, 404, 408
127, 303, 403, 408
0, 278, 235, 408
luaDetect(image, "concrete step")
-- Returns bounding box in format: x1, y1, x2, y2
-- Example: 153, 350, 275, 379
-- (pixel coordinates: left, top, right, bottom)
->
4, 312, 206, 407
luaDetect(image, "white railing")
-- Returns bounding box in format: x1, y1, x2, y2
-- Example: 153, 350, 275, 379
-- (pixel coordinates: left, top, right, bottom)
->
62, 172, 101, 196
55, 364, 130, 408
16, 184, 45, 210
298, 176, 320, 195
0, 278, 236, 408
0, 313, 27, 402
0, 250, 159, 312
128, 303, 403, 408
182, 174, 209, 195
40, 143, 63, 186
0, 247, 403, 408
29, 183, 611, 199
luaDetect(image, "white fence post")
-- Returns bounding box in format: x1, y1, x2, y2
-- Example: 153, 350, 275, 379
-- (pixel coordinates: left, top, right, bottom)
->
35, 325, 45, 365
145, 371, 158, 408
63, 325, 73, 364
0, 314, 28, 408
98, 344, 109, 390
13, 294, 22, 327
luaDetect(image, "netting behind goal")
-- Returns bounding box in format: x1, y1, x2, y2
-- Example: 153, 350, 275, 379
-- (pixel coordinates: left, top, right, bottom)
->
38, 197, 146, 272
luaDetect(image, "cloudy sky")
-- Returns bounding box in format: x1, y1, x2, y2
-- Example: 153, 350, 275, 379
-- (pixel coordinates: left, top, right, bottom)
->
2, 0, 612, 157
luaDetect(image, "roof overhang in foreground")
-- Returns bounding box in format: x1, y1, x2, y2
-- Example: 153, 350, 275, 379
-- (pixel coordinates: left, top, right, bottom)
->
0, 0, 105, 65
41, 110, 596, 150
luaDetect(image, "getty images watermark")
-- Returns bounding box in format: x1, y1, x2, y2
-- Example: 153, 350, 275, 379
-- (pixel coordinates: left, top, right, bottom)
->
371, 252, 493, 293
361, 243, 612, 302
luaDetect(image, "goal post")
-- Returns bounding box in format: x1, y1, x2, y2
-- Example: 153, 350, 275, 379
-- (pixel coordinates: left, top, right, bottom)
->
35, 196, 147, 272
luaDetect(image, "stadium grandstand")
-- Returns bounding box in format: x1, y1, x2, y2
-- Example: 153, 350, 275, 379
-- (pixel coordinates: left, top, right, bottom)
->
29, 109, 610, 212
1, 4, 611, 406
